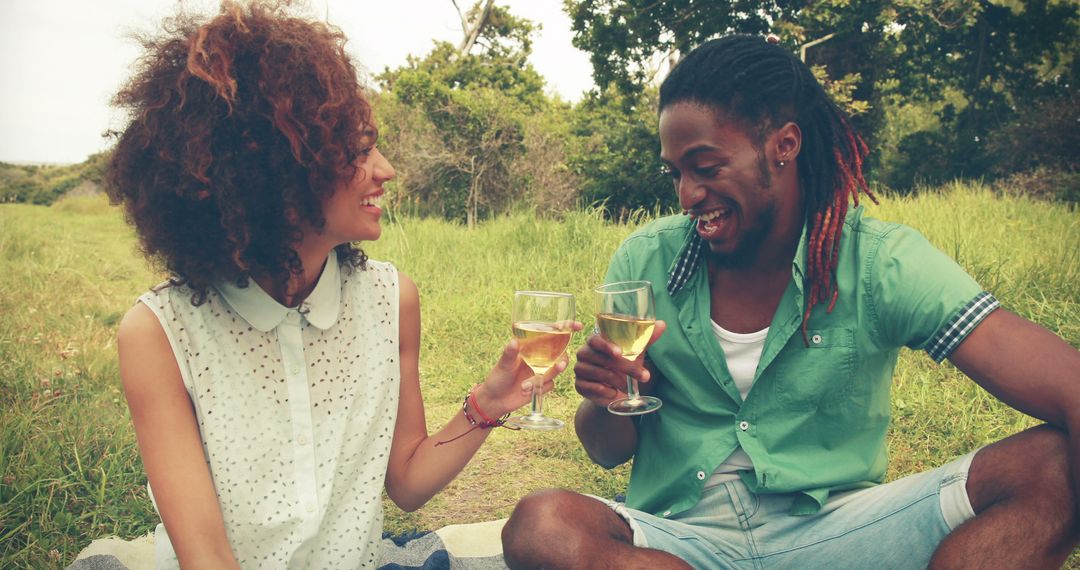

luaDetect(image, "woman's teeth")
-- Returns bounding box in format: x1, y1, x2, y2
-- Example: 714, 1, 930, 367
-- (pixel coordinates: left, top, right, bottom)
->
360, 195, 381, 207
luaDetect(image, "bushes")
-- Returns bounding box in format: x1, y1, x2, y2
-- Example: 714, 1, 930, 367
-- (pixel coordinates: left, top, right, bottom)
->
993, 167, 1080, 207
0, 154, 107, 205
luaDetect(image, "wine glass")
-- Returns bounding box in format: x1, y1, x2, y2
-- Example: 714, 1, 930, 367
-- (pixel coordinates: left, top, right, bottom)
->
594, 281, 662, 415
505, 291, 575, 430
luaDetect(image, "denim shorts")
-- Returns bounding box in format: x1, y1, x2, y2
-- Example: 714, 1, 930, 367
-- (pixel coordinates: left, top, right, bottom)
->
596, 451, 977, 569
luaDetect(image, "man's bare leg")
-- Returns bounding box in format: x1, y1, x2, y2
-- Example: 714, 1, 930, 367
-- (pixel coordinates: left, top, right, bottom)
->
931, 425, 1079, 569
502, 489, 693, 570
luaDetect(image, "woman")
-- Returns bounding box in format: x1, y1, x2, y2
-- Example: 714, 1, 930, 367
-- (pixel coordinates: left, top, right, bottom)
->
107, 2, 571, 567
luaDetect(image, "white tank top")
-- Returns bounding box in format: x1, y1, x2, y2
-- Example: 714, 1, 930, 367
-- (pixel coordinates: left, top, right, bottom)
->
138, 252, 400, 569
706, 320, 768, 488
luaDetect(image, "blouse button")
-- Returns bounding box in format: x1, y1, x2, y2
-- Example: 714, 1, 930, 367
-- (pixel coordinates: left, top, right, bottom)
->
297, 435, 308, 445
811, 334, 823, 344
662, 510, 672, 517
739, 420, 750, 431
696, 471, 706, 480
305, 503, 316, 513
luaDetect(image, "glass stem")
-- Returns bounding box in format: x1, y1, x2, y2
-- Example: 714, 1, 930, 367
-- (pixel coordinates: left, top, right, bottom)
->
529, 373, 544, 417
625, 375, 641, 402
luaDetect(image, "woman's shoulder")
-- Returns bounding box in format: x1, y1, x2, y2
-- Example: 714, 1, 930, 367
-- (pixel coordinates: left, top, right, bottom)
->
140, 279, 198, 304
343, 258, 399, 288
361, 258, 397, 275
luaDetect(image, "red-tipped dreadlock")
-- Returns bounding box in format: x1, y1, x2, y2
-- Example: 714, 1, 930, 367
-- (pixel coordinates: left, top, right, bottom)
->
802, 128, 879, 344
659, 35, 878, 346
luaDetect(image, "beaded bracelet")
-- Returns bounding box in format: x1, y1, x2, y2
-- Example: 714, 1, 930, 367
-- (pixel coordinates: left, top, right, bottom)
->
435, 385, 517, 446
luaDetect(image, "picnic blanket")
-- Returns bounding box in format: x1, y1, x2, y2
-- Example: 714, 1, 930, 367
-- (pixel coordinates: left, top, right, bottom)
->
67, 518, 509, 570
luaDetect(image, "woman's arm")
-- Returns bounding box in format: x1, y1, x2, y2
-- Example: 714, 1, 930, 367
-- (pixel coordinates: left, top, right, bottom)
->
384, 273, 569, 511
118, 303, 241, 569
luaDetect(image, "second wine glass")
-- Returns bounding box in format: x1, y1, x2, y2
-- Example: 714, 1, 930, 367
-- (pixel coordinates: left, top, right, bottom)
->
594, 281, 663, 415
505, 290, 575, 430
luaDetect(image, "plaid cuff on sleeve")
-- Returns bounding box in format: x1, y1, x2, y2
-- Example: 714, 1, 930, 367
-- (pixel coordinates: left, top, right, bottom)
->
926, 292, 1000, 363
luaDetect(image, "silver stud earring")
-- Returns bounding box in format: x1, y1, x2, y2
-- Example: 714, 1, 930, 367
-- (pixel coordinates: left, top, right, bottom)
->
777, 160, 786, 168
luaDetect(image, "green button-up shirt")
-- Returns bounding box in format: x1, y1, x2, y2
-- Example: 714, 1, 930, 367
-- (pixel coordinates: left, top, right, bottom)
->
605, 206, 996, 517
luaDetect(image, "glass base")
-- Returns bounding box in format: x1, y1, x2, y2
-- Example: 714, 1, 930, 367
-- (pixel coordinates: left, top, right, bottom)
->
504, 413, 564, 431
608, 396, 663, 416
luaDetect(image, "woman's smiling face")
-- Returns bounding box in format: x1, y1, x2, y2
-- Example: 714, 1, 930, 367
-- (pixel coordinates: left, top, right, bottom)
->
316, 143, 396, 247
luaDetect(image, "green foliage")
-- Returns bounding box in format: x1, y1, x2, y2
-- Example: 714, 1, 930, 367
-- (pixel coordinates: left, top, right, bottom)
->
378, 75, 526, 224
2, 186, 1079, 567
0, 153, 108, 205
565, 0, 776, 96
985, 91, 1080, 177
375, 3, 553, 226
563, 0, 1080, 192
565, 87, 675, 218
868, 0, 1079, 188
993, 167, 1080, 206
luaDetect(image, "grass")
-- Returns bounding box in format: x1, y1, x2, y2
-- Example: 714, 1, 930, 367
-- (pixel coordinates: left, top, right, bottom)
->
1, 185, 1078, 567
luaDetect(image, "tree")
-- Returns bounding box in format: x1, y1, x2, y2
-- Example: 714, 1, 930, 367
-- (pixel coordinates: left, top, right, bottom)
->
376, 2, 559, 225
564, 0, 1080, 190
567, 87, 675, 218
878, 0, 1079, 187
565, 0, 780, 96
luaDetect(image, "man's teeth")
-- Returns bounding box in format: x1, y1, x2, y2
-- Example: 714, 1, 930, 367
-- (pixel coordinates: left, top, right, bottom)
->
698, 208, 731, 222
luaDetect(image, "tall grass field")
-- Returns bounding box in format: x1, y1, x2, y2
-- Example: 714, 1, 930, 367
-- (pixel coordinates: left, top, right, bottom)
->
1, 185, 1078, 568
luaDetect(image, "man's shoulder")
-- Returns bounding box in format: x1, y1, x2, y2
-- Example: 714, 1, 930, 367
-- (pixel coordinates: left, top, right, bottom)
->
843, 207, 927, 255
845, 206, 903, 238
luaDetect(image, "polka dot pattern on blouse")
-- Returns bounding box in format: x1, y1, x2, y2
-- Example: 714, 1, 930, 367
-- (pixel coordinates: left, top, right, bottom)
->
139, 253, 400, 569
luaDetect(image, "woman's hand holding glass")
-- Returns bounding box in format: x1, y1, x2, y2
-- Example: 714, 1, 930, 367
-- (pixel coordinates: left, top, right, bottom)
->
470, 336, 573, 424
505, 291, 580, 430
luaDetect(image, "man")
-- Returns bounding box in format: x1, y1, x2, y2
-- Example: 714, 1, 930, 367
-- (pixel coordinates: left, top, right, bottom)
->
501, 35, 1079, 569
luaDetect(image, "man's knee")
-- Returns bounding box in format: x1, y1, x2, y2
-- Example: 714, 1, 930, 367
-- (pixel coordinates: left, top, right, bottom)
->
969, 424, 1073, 515
503, 489, 578, 565
503, 489, 627, 568
505, 489, 570, 537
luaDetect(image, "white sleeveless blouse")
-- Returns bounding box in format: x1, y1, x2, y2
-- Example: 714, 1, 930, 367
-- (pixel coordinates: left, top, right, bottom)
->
138, 251, 400, 569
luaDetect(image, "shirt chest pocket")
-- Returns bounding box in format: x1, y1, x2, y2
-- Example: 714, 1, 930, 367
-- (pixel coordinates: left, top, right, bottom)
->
765, 327, 862, 411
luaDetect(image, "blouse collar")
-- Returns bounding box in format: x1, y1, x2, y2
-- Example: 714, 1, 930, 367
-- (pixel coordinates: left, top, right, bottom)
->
216, 249, 342, 332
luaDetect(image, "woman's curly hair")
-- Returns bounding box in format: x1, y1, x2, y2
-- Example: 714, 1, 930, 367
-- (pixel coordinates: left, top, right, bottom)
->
106, 0, 376, 305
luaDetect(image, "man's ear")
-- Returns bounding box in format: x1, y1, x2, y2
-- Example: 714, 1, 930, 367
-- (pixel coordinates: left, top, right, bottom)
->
773, 121, 802, 164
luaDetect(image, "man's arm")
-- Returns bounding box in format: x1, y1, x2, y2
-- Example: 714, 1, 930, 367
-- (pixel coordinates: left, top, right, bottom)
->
947, 308, 1080, 512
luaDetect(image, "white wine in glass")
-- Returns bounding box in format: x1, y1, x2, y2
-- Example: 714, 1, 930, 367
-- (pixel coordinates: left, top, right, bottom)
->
594, 281, 663, 415
505, 291, 575, 430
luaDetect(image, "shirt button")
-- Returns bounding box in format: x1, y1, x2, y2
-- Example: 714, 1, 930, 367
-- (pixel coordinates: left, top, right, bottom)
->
696, 471, 706, 480
811, 334, 823, 344
291, 366, 300, 374
305, 503, 315, 513
297, 435, 308, 445
662, 510, 672, 517
739, 420, 750, 431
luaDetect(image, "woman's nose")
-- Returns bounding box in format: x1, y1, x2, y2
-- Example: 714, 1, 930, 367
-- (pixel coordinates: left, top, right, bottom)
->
372, 148, 395, 182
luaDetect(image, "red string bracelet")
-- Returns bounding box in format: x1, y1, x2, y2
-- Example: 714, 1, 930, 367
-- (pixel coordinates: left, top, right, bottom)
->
435, 385, 517, 446
469, 389, 503, 426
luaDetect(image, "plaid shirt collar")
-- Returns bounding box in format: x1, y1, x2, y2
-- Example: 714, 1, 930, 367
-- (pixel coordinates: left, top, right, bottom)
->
666, 230, 705, 296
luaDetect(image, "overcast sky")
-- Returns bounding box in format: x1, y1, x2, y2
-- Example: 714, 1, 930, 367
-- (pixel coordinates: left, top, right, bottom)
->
0, 0, 596, 164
